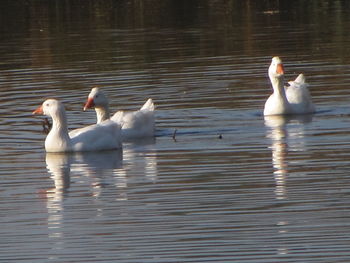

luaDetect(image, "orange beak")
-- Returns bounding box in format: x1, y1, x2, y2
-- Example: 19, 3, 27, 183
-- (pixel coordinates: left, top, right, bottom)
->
33, 105, 43, 115
83, 97, 95, 111
276, 63, 284, 74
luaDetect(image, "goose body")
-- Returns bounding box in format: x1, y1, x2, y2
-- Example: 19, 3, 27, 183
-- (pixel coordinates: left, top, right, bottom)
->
264, 57, 315, 116
33, 99, 122, 152
84, 87, 155, 140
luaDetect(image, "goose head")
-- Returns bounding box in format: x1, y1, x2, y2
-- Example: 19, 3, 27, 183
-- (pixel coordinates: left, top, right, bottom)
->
83, 87, 108, 110
33, 99, 64, 118
269, 56, 285, 81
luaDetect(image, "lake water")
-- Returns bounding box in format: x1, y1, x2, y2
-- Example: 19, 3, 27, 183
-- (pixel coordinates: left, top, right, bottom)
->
1, 1, 350, 262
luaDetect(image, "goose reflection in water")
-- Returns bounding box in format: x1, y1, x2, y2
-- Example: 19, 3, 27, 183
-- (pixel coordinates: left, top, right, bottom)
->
264, 114, 313, 200
122, 138, 158, 181
264, 114, 313, 257
44, 152, 72, 247
43, 150, 122, 255
44, 138, 157, 204
43, 143, 157, 245
72, 139, 158, 201
44, 138, 157, 202
45, 153, 72, 197
72, 149, 123, 199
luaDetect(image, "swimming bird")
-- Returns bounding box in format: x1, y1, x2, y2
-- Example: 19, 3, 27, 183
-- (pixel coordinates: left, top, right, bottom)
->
33, 99, 122, 152
264, 57, 315, 115
83, 87, 155, 140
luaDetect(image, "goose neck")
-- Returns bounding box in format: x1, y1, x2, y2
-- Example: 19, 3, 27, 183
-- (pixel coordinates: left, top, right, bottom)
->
95, 105, 110, 123
271, 76, 286, 97
50, 108, 69, 133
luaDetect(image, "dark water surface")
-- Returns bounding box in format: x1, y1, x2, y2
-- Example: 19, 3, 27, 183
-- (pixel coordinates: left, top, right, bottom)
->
1, 1, 350, 262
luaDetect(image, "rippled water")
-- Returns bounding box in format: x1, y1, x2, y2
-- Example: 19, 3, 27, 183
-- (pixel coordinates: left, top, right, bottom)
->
1, 1, 350, 262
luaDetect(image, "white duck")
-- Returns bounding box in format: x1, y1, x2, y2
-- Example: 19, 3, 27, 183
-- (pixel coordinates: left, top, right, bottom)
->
83, 87, 155, 140
33, 99, 122, 152
264, 57, 315, 116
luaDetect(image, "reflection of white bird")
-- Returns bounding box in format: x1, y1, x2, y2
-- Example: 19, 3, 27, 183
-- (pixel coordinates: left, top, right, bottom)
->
45, 153, 72, 241
265, 116, 289, 200
83, 87, 155, 140
122, 140, 158, 182
33, 99, 122, 152
73, 150, 123, 199
265, 115, 312, 200
264, 57, 315, 116
75, 150, 123, 169
45, 152, 71, 194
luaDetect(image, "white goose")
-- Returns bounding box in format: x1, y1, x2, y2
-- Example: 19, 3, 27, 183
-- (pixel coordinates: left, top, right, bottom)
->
83, 87, 155, 140
264, 57, 315, 116
33, 99, 122, 152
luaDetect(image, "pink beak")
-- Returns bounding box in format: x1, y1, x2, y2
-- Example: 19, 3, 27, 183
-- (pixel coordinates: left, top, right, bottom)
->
33, 105, 43, 115
83, 97, 95, 111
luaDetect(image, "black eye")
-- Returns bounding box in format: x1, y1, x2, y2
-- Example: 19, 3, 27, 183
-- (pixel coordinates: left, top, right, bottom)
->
96, 95, 99, 98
